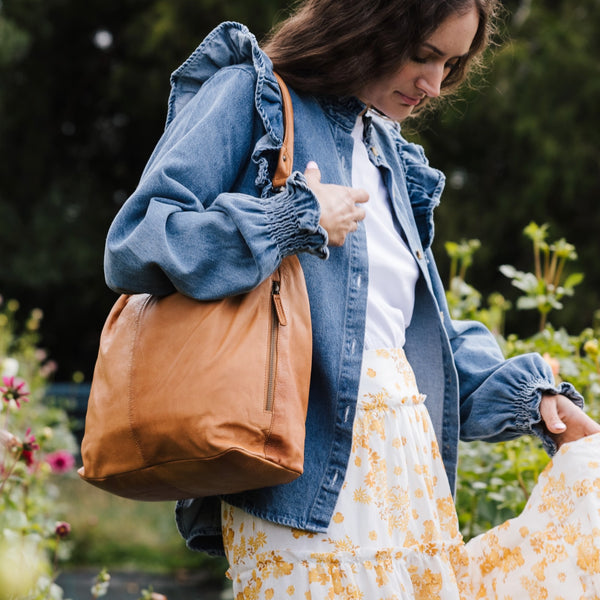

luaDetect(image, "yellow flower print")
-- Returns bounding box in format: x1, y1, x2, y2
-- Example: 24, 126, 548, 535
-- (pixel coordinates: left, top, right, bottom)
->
250, 531, 268, 552
286, 585, 295, 595
291, 528, 317, 539
271, 556, 294, 578
408, 566, 443, 600
403, 530, 419, 550
574, 478, 593, 498
576, 534, 600, 574
532, 558, 548, 582
539, 473, 574, 517
332, 512, 344, 524
307, 563, 328, 586
520, 575, 549, 599
237, 569, 263, 600
353, 487, 371, 504
331, 535, 359, 554
436, 496, 461, 536
562, 522, 581, 545
374, 550, 394, 587
369, 530, 378, 541
265, 589, 274, 600
367, 368, 376, 378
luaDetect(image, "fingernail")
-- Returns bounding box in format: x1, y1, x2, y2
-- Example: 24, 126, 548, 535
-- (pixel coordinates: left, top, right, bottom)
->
554, 422, 566, 431
306, 161, 318, 169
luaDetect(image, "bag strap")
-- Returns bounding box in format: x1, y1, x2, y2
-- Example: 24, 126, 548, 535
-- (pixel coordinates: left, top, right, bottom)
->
272, 73, 294, 189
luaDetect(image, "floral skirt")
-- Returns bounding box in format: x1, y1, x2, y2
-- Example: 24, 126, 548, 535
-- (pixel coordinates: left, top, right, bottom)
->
221, 348, 600, 599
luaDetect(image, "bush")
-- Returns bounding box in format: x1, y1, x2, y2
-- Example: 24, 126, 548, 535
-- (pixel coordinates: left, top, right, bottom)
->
449, 222, 600, 538
0, 299, 186, 599
0, 298, 78, 599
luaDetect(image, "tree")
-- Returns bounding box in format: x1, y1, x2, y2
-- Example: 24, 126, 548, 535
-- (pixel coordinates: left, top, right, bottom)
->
1, 0, 599, 378
419, 0, 600, 335
0, 0, 287, 379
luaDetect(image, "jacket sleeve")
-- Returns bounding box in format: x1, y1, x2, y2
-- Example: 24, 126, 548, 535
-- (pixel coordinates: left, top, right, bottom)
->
426, 249, 583, 455
104, 66, 327, 300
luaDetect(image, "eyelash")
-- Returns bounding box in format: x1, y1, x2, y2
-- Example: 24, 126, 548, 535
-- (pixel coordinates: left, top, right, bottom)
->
412, 56, 460, 72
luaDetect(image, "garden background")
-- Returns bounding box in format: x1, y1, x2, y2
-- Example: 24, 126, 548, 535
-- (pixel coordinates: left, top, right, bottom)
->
1, 0, 599, 598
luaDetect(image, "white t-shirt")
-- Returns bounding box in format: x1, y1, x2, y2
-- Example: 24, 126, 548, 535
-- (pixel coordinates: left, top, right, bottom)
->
351, 115, 419, 350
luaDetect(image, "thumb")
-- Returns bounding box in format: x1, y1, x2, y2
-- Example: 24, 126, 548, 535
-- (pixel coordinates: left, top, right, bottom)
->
540, 395, 567, 434
304, 161, 321, 185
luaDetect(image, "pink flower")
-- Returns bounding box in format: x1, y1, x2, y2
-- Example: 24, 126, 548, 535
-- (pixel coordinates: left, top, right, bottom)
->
21, 428, 39, 467
55, 521, 71, 539
1, 375, 30, 408
45, 450, 75, 473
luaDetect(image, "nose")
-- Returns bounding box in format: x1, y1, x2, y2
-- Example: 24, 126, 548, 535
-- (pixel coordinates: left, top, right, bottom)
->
416, 66, 444, 98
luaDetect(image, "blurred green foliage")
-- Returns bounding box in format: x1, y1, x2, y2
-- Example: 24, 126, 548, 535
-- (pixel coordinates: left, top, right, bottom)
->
423, 0, 600, 338
0, 0, 599, 383
449, 222, 600, 540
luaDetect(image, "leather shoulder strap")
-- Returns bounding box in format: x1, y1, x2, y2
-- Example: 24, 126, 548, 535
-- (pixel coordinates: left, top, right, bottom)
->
272, 73, 294, 189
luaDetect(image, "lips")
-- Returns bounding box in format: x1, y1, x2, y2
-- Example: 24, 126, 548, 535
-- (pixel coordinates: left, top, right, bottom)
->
397, 92, 422, 106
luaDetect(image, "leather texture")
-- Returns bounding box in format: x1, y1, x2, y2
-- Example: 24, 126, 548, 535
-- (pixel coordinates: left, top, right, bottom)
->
78, 76, 312, 501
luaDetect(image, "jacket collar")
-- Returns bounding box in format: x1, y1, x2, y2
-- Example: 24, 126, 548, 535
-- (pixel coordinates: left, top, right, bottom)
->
318, 96, 367, 132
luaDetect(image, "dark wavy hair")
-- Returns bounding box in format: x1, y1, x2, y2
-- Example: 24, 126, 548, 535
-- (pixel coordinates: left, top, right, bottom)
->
262, 0, 500, 100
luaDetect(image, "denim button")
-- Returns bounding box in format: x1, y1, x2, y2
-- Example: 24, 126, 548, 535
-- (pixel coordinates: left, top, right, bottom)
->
416, 250, 423, 260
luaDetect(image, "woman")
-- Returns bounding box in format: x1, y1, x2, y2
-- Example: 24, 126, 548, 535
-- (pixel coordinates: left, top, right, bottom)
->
104, 0, 600, 597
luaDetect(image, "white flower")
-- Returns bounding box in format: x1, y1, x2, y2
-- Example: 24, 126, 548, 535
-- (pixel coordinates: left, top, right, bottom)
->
0, 429, 21, 451
0, 358, 19, 378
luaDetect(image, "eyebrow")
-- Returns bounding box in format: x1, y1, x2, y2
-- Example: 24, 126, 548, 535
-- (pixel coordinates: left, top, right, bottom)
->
422, 42, 469, 59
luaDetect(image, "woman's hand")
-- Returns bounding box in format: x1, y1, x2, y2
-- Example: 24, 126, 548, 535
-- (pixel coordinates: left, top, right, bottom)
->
540, 393, 600, 447
304, 162, 368, 246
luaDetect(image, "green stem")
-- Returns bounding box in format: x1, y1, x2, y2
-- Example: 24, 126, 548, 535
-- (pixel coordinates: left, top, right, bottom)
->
547, 251, 558, 285
0, 450, 21, 494
533, 242, 541, 280
543, 248, 550, 283
553, 257, 566, 288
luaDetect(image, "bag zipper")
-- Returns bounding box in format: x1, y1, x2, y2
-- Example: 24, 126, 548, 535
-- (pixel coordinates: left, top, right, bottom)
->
266, 275, 287, 411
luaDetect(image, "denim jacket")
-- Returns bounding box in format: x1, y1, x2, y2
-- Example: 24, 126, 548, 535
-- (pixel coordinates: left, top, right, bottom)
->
104, 23, 583, 556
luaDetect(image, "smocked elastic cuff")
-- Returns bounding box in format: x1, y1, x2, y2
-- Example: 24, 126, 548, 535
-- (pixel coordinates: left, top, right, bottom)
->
265, 172, 329, 259
531, 381, 585, 455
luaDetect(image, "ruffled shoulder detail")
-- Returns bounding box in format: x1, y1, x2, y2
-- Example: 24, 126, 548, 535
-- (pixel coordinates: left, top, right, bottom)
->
395, 132, 446, 251
166, 22, 284, 147
166, 22, 287, 196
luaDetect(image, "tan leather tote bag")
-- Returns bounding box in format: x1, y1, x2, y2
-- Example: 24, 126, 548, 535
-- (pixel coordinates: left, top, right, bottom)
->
78, 74, 312, 501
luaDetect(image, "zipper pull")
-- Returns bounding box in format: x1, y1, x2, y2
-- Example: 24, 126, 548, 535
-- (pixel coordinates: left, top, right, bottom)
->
271, 280, 287, 326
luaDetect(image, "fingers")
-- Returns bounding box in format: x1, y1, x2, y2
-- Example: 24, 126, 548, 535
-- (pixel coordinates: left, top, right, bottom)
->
539, 395, 567, 434
304, 161, 369, 246
540, 394, 600, 447
304, 161, 321, 186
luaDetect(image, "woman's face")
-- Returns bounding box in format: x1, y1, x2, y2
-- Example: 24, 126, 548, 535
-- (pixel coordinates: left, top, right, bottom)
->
358, 6, 480, 121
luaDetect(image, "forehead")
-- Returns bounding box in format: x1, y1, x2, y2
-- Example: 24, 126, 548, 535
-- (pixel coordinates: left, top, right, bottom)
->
423, 7, 480, 57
